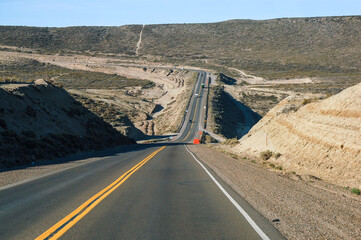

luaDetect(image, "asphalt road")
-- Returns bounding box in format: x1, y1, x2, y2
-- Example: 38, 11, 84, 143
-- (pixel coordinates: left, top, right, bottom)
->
0, 71, 284, 240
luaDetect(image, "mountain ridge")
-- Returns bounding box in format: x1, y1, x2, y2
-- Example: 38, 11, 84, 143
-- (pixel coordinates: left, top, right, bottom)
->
1, 15, 360, 83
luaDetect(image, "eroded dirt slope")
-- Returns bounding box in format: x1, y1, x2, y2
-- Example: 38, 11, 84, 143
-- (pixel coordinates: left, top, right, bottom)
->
234, 83, 361, 189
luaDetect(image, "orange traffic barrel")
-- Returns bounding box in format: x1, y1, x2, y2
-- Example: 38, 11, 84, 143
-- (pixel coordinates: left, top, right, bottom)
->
193, 139, 200, 144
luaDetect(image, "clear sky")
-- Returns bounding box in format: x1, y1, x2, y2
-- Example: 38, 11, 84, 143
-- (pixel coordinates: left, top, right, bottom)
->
0, 0, 360, 27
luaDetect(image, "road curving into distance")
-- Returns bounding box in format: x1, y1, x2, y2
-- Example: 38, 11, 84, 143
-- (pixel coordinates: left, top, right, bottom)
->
0, 68, 285, 240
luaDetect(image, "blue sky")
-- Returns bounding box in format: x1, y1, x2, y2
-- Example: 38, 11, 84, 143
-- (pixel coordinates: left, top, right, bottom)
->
0, 0, 360, 27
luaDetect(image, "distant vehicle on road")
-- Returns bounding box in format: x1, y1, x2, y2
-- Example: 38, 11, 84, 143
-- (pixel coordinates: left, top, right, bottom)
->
195, 93, 198, 97
189, 119, 192, 123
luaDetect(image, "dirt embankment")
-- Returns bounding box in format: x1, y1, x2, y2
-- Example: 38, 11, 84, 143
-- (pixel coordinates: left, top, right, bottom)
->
232, 82, 361, 189
0, 82, 134, 168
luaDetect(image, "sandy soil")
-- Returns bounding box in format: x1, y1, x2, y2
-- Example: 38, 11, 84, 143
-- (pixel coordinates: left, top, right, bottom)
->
188, 144, 361, 240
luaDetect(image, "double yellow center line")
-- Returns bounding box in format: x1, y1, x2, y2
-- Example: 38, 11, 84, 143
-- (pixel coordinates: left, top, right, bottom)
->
35, 146, 166, 240
180, 74, 204, 142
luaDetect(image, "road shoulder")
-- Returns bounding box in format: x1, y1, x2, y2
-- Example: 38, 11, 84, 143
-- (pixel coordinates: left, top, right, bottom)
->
187, 144, 361, 240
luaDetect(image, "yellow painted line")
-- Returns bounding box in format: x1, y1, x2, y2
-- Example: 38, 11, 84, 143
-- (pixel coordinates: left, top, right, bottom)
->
35, 146, 166, 240
181, 77, 204, 142
182, 95, 200, 141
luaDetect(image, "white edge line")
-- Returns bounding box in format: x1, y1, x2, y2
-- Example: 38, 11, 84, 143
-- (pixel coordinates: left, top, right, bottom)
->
185, 144, 270, 240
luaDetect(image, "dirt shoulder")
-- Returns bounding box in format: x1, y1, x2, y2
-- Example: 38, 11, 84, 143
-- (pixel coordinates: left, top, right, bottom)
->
188, 144, 361, 240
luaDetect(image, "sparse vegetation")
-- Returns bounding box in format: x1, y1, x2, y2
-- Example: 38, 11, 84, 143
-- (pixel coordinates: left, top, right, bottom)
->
302, 99, 313, 105
2, 16, 360, 85
275, 166, 283, 170
0, 58, 155, 89
351, 188, 361, 195
222, 138, 239, 145
200, 133, 218, 144
238, 91, 286, 116
209, 85, 252, 138
56, 71, 155, 89
261, 150, 273, 160
229, 153, 238, 159
0, 118, 7, 129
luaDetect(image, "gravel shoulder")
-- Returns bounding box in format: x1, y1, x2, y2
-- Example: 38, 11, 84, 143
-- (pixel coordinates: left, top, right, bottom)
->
188, 144, 361, 240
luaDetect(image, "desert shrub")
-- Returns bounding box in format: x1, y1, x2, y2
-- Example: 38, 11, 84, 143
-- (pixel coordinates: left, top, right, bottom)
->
302, 99, 312, 105
229, 153, 238, 159
351, 188, 361, 195
204, 135, 218, 143
21, 130, 37, 138
275, 166, 283, 170
261, 150, 273, 160
25, 105, 37, 118
1, 130, 20, 143
274, 152, 282, 159
222, 138, 238, 145
23, 139, 38, 148
63, 106, 84, 118
0, 118, 7, 129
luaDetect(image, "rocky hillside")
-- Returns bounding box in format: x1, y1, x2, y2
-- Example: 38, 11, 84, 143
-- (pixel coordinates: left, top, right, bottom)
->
0, 81, 134, 168
234, 83, 361, 189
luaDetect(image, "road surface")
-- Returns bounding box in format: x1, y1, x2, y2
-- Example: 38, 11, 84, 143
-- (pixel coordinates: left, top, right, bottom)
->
0, 71, 284, 240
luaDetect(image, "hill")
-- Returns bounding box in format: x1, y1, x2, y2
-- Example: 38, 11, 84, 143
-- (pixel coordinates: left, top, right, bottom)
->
1, 16, 360, 83
234, 82, 361, 189
0, 25, 141, 55
0, 81, 135, 168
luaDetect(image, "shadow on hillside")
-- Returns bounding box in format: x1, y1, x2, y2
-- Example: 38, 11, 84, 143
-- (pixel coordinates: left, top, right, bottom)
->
0, 140, 193, 174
